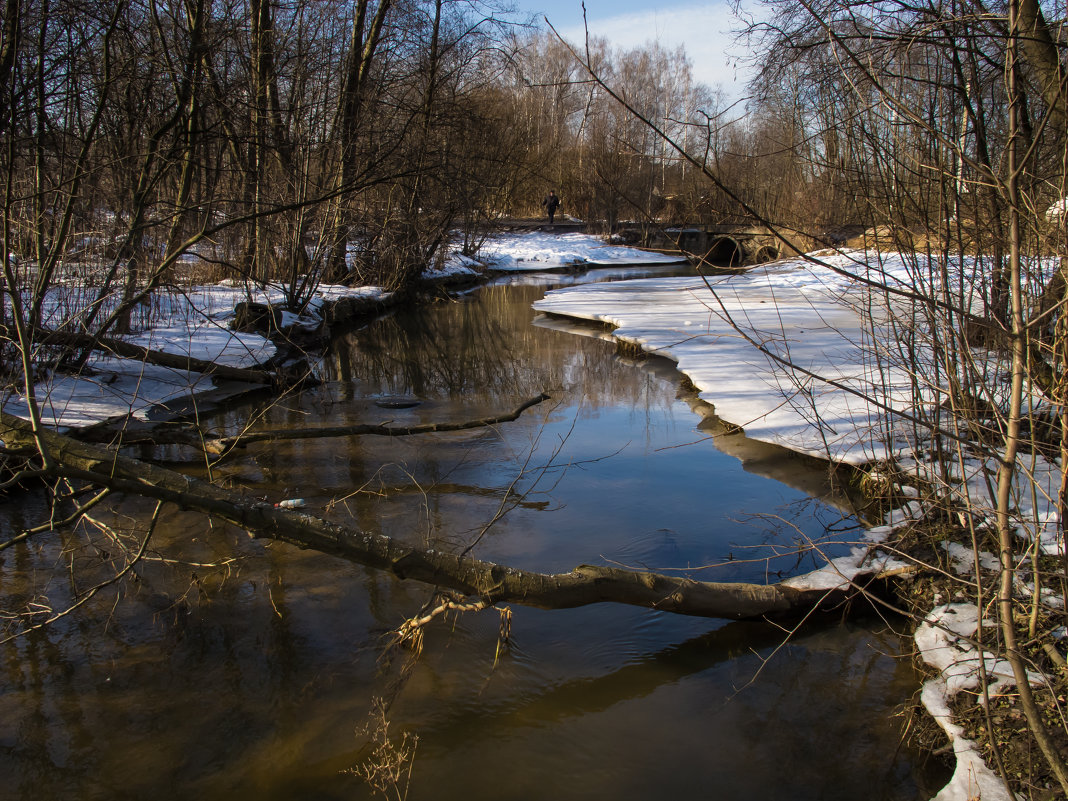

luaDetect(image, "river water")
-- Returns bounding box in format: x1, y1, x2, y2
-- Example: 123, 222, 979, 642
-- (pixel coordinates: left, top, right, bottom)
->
0, 265, 947, 799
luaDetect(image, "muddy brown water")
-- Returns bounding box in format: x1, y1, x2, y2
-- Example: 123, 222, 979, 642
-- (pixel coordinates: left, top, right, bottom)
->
0, 265, 948, 799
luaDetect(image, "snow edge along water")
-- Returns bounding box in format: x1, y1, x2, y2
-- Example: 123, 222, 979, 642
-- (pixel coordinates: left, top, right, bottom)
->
1, 230, 1041, 799
528, 239, 1050, 801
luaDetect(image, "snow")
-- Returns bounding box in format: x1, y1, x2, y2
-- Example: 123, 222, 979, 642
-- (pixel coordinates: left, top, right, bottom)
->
424, 251, 483, 278
2, 325, 272, 429
916, 604, 1038, 801
533, 251, 927, 464
478, 230, 686, 271
531, 248, 1063, 553
917, 604, 1040, 701
941, 542, 1001, 575
781, 524, 911, 591
3, 280, 391, 430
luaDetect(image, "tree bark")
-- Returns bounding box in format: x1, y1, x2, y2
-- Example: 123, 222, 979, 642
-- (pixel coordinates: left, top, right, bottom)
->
1017, 0, 1066, 136
996, 11, 1068, 792
0, 0, 19, 139
0, 411, 886, 621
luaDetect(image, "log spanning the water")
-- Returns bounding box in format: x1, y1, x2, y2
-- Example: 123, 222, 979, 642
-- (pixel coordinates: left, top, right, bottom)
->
72, 394, 553, 455
197, 392, 552, 454
0, 411, 888, 621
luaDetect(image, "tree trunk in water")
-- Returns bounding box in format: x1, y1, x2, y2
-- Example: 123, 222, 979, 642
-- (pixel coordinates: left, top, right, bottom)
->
0, 411, 889, 621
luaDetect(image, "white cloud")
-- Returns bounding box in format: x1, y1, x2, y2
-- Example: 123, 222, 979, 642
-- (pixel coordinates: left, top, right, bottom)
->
556, 2, 753, 93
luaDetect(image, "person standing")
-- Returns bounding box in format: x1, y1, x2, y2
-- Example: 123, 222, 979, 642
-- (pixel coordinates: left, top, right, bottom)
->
541, 190, 560, 225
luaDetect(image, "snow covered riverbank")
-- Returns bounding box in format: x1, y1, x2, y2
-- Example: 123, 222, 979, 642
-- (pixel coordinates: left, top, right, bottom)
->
2, 231, 1054, 799
2, 281, 390, 429
534, 249, 932, 464
527, 242, 1056, 801
2, 231, 682, 430
476, 230, 687, 271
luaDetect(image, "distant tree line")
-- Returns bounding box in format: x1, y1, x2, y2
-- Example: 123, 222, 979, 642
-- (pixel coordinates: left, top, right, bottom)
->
0, 1, 722, 318
6, 0, 1066, 329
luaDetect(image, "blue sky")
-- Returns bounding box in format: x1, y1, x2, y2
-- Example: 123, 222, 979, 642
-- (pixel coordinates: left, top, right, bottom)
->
508, 0, 755, 94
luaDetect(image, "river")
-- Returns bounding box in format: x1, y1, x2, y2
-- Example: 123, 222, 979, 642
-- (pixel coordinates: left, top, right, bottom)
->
0, 264, 947, 799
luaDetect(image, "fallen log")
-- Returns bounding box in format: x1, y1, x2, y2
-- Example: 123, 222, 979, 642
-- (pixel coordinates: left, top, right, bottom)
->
36, 329, 278, 385
0, 411, 891, 621
73, 393, 552, 455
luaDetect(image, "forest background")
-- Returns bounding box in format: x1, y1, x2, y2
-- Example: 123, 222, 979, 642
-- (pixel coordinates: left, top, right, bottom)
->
4, 0, 1068, 797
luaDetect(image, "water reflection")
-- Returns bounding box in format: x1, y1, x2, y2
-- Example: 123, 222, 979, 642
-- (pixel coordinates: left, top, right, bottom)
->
398, 614, 943, 801
0, 265, 946, 800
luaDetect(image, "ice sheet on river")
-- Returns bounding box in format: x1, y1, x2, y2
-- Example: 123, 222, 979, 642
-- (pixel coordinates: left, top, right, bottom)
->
533, 250, 1063, 546
533, 251, 918, 464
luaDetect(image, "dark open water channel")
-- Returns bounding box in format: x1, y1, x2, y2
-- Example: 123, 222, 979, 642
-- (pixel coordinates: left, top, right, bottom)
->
0, 265, 947, 799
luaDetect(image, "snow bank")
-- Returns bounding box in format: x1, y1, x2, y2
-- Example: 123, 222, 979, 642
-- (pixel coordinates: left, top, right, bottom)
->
479, 230, 686, 271
1046, 197, 1068, 222
781, 524, 910, 590
916, 604, 1039, 801
2, 321, 274, 429
3, 281, 391, 430
533, 251, 919, 464
424, 251, 483, 279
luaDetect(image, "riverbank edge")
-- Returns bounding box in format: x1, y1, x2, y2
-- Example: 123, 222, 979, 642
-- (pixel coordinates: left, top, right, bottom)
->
590, 322, 1063, 801
322, 264, 1048, 800
28, 252, 1051, 798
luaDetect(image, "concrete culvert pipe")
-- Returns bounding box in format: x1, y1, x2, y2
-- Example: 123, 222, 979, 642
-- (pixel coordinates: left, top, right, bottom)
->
705, 237, 743, 267
753, 245, 779, 264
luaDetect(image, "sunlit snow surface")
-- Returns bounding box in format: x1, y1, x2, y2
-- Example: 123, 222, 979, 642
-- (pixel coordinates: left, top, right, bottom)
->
533, 248, 1063, 554
479, 230, 686, 270
534, 250, 925, 464
3, 281, 389, 429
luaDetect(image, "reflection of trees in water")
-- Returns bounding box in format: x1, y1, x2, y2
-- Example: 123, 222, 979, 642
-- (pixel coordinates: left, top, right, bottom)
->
326, 283, 679, 416
0, 496, 435, 798
303, 281, 689, 552
201, 278, 846, 557
382, 614, 939, 800
0, 277, 911, 800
